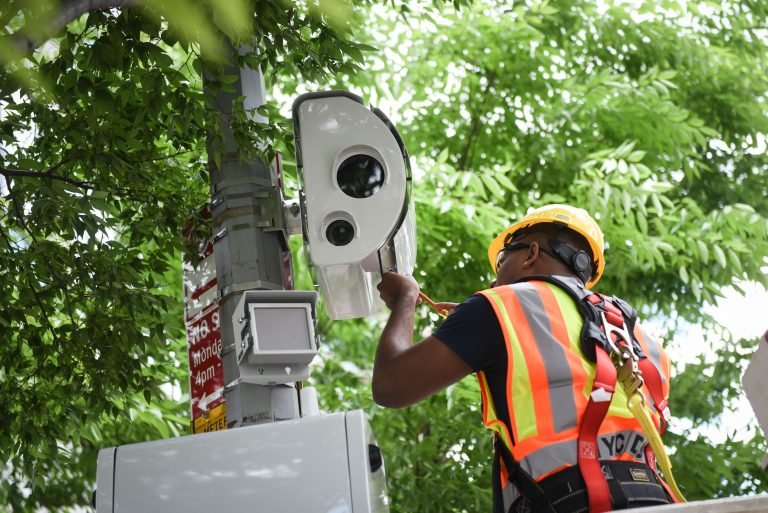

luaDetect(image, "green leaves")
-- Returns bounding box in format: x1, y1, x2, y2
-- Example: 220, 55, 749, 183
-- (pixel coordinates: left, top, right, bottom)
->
2, 0, 768, 510
0, 1, 388, 510
322, 1, 768, 509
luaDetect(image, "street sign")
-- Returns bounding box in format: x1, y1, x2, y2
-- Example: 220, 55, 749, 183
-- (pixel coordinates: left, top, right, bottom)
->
184, 208, 226, 430
193, 402, 227, 434
186, 303, 224, 419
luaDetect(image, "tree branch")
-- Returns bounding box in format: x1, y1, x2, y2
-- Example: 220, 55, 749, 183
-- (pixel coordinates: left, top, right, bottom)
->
45, 254, 81, 333
27, 276, 62, 345
0, 167, 93, 189
457, 71, 496, 172
6, 0, 141, 56
45, 157, 75, 175
457, 110, 482, 172
0, 224, 60, 345
117, 149, 195, 164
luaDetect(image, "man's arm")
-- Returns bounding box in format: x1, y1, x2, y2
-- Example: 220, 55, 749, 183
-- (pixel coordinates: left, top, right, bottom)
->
372, 273, 472, 408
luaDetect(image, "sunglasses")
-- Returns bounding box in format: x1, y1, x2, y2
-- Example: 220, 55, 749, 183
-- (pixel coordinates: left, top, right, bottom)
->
495, 241, 531, 271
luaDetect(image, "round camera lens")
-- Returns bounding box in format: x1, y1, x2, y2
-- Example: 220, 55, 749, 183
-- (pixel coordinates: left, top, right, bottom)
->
326, 220, 355, 246
337, 154, 385, 198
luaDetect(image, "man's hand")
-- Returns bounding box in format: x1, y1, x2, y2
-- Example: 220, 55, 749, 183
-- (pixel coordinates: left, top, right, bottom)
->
372, 273, 472, 408
377, 272, 420, 310
433, 302, 459, 316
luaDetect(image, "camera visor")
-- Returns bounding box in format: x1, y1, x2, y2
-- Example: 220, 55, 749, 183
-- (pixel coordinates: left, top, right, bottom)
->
337, 154, 385, 198
326, 219, 355, 246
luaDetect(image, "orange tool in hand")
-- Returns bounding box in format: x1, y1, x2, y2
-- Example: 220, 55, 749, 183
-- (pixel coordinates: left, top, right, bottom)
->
418, 291, 448, 318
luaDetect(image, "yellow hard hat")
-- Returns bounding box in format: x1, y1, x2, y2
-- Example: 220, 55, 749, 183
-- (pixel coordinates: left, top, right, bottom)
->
487, 204, 605, 288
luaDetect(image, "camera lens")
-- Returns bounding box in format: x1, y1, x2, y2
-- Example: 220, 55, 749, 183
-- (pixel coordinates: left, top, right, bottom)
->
326, 220, 355, 246
337, 154, 385, 198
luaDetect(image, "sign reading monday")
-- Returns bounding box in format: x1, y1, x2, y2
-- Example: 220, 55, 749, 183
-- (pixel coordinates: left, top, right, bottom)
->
183, 209, 225, 428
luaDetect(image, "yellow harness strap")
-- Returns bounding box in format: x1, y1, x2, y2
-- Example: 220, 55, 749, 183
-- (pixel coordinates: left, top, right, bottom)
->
626, 392, 686, 503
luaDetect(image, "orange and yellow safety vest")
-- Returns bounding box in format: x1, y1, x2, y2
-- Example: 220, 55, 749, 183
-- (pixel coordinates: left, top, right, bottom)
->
476, 276, 671, 508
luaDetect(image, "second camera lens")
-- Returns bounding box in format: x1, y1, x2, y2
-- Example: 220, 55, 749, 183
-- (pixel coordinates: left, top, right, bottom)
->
326, 220, 355, 246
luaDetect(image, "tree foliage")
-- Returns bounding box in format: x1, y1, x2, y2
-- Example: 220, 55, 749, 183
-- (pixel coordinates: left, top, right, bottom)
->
0, 1, 388, 510
308, 1, 768, 511
0, 0, 766, 511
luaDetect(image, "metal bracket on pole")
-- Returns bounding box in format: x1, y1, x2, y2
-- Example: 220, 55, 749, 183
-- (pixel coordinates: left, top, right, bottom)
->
283, 199, 303, 236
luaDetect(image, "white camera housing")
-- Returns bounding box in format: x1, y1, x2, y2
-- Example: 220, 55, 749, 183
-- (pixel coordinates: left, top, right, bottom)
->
293, 91, 416, 319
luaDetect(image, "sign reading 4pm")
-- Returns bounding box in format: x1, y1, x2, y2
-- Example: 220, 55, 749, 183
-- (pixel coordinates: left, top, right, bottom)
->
183, 207, 226, 434
186, 304, 225, 422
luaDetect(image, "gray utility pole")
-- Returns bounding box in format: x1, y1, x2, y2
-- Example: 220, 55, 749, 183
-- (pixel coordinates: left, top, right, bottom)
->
204, 41, 297, 427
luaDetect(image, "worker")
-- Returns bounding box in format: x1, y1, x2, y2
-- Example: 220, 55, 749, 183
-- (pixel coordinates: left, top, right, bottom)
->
373, 204, 676, 513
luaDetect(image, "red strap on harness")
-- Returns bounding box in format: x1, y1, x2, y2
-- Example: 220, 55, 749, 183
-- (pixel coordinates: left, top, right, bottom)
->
594, 294, 677, 506
638, 358, 670, 434
578, 346, 616, 513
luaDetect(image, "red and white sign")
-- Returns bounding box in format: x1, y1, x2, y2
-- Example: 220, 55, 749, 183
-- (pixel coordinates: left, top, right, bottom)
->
183, 239, 217, 321
183, 208, 225, 421
186, 303, 224, 419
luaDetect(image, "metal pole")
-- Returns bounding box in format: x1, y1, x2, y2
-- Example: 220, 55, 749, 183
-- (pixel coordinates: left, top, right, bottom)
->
204, 42, 297, 427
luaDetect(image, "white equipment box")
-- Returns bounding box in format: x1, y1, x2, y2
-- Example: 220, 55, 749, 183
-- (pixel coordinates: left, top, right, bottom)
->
742, 331, 768, 469
95, 410, 389, 513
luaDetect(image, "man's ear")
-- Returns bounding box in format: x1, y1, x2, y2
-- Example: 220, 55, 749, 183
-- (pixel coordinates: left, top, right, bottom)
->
524, 241, 541, 267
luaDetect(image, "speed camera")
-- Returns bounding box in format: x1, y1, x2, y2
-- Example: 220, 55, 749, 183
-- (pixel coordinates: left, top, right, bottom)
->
292, 91, 416, 320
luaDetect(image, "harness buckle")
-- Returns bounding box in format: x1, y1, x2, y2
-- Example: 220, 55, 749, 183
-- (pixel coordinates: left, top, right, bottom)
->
598, 305, 645, 397
598, 309, 626, 355
616, 350, 644, 398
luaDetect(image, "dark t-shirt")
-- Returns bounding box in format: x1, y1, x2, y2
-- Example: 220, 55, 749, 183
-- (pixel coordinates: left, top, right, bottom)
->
432, 293, 513, 433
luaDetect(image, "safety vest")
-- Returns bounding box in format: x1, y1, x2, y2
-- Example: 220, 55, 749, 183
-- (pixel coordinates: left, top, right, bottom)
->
476, 276, 671, 511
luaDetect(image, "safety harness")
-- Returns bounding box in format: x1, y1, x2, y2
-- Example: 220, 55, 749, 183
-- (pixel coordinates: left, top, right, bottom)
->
497, 276, 684, 512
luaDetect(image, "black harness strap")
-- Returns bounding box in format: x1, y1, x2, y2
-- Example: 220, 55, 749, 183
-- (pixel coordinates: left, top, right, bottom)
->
495, 437, 556, 513
492, 449, 505, 513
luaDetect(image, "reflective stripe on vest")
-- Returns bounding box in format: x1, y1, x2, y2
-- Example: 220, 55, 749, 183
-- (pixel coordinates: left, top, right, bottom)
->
477, 279, 670, 485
